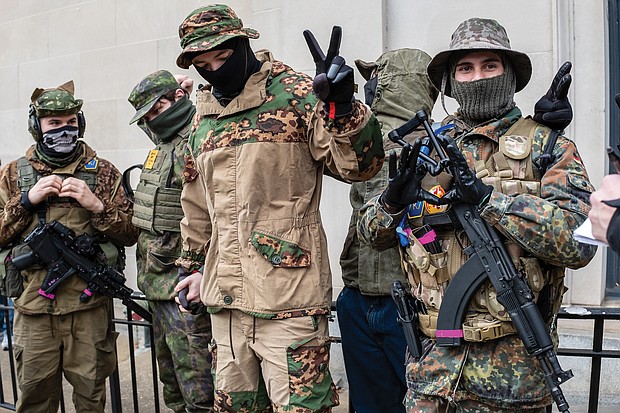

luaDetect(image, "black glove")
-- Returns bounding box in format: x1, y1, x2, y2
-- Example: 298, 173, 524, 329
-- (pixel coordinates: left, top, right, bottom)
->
381, 140, 440, 211
437, 136, 493, 207
533, 61, 573, 131
177, 267, 206, 315
303, 26, 355, 119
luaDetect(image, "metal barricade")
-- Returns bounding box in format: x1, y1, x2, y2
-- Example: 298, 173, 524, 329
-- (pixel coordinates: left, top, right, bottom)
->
0, 294, 159, 413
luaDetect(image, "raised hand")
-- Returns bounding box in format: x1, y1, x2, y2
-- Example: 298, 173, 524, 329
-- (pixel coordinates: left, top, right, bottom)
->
533, 61, 573, 131
381, 140, 440, 212
303, 26, 355, 118
437, 135, 493, 207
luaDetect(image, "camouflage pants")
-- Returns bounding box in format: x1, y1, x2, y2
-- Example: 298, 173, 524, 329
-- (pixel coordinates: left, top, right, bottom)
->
13, 302, 118, 413
151, 300, 214, 412
405, 393, 548, 413
210, 309, 338, 412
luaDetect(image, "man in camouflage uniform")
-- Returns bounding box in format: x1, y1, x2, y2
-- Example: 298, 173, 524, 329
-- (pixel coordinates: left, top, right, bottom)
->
173, 4, 383, 413
357, 18, 597, 412
0, 81, 138, 412
337, 48, 438, 413
128, 70, 214, 412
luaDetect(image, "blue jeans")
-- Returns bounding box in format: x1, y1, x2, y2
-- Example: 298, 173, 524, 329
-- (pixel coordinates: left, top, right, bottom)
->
337, 286, 407, 413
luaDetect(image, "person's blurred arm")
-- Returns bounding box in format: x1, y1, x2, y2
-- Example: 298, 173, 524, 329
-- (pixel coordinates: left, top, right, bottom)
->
590, 174, 620, 253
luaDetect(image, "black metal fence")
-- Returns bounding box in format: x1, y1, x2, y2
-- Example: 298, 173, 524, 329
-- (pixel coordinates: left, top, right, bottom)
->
1, 301, 619, 412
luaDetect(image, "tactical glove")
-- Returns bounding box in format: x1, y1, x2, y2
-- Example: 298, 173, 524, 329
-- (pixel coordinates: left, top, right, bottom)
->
533, 62, 573, 131
437, 136, 493, 207
381, 140, 440, 212
303, 26, 355, 119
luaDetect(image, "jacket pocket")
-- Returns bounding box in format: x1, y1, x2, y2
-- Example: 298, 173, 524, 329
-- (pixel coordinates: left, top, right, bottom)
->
249, 231, 311, 268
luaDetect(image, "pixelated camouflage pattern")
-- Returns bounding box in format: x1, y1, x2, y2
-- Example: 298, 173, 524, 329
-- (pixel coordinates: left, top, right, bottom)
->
427, 17, 532, 96
31, 80, 83, 117
151, 301, 214, 412
128, 70, 180, 124
250, 231, 310, 268
177, 4, 259, 69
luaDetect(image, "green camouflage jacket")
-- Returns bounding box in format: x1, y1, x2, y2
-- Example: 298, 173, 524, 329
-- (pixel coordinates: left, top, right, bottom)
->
357, 108, 597, 407
341, 48, 437, 295
178, 50, 383, 317
0, 143, 138, 315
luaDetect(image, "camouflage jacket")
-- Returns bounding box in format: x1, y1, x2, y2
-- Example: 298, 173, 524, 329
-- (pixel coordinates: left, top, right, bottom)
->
135, 128, 189, 302
179, 50, 383, 317
341, 48, 437, 295
358, 108, 597, 406
0, 143, 138, 315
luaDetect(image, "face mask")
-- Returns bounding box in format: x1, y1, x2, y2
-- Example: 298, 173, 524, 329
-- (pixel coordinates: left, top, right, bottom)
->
194, 38, 260, 98
363, 76, 378, 106
42, 125, 79, 153
145, 96, 196, 143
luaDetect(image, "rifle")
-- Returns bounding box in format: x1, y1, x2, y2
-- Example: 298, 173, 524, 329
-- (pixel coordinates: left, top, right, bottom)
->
391, 280, 425, 358
12, 221, 152, 322
389, 110, 572, 413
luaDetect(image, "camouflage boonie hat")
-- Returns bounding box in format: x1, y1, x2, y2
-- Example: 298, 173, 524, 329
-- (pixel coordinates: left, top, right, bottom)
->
30, 80, 83, 117
427, 17, 532, 97
176, 4, 260, 69
128, 70, 180, 124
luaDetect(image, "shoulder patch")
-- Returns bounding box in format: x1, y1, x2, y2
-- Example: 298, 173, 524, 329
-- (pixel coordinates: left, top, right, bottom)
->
500, 134, 532, 160
84, 157, 99, 171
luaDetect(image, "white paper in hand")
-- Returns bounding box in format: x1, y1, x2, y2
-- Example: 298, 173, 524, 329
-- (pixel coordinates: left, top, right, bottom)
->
574, 218, 608, 247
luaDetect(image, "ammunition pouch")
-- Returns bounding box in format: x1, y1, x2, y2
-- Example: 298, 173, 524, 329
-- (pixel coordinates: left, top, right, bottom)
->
0, 244, 35, 298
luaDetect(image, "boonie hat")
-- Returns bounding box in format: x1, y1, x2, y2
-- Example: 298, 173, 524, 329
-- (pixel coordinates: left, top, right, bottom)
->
427, 17, 532, 97
30, 80, 83, 117
128, 70, 180, 124
176, 4, 260, 69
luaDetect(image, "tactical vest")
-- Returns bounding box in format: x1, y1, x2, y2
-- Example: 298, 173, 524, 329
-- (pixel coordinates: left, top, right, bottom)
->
132, 137, 185, 234
17, 156, 97, 200
15, 156, 122, 269
400, 117, 565, 343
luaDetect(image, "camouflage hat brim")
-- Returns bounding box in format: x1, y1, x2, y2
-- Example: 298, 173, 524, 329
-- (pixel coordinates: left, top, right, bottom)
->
427, 47, 532, 97
129, 97, 159, 125
176, 28, 259, 69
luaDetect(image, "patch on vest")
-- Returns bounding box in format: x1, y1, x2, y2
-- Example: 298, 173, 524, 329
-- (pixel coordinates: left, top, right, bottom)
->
144, 149, 159, 169
425, 185, 448, 214
84, 157, 99, 171
499, 135, 532, 160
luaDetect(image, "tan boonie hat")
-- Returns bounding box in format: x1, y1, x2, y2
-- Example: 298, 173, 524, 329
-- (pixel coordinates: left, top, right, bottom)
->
176, 4, 260, 69
30, 80, 83, 117
427, 17, 532, 97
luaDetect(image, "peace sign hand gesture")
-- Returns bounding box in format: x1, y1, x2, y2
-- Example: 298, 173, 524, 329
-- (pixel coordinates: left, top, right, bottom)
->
303, 26, 355, 119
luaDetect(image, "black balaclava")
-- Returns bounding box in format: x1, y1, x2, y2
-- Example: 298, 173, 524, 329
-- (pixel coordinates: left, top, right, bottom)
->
363, 76, 378, 106
145, 95, 196, 143
194, 37, 261, 104
449, 52, 517, 127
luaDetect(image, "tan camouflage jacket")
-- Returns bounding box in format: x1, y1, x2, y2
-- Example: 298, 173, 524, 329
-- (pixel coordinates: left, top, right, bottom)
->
178, 50, 384, 317
0, 143, 138, 315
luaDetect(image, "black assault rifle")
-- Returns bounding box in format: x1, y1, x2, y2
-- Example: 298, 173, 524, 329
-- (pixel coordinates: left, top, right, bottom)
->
12, 221, 152, 322
391, 280, 425, 358
388, 110, 572, 413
